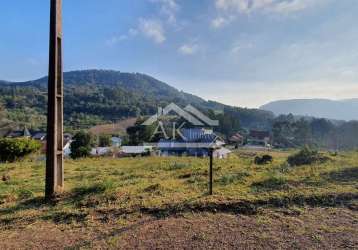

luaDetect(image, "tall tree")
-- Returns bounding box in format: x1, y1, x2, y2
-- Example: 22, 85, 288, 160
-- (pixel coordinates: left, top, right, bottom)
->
0, 103, 5, 121
70, 131, 93, 159
126, 118, 157, 145
0, 103, 13, 136
294, 118, 312, 146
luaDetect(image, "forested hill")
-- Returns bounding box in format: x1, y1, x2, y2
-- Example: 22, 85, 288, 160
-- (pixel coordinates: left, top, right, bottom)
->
0, 70, 274, 131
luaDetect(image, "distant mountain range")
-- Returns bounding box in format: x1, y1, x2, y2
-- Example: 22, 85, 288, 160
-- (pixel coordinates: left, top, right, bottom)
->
261, 99, 358, 121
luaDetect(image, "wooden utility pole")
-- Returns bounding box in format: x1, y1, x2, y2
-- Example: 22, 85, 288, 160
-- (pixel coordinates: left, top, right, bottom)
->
46, 0, 64, 199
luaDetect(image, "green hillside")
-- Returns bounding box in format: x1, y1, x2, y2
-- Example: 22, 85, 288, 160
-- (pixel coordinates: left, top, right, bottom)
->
4, 70, 358, 150
0, 70, 274, 131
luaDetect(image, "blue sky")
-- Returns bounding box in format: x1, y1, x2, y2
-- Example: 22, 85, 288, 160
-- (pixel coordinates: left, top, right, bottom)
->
1, 0, 358, 108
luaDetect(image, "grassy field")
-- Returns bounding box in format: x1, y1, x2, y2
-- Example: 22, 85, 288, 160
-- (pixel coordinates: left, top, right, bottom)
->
0, 150, 357, 249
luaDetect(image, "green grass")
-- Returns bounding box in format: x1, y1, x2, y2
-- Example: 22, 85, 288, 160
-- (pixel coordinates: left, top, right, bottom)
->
0, 149, 357, 226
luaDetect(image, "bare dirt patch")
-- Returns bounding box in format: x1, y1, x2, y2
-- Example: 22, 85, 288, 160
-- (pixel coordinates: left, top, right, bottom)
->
99, 207, 358, 250
0, 207, 357, 249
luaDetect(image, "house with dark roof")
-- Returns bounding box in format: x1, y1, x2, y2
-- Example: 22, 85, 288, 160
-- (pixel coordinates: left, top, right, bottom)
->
32, 132, 47, 141
229, 132, 244, 147
158, 128, 226, 157
7, 127, 31, 138
245, 130, 271, 148
64, 133, 73, 141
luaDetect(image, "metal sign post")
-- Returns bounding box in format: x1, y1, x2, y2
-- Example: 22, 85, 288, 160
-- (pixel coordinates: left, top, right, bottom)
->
209, 148, 213, 195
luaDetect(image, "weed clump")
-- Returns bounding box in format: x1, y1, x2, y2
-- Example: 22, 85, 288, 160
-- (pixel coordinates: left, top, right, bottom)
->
2, 174, 10, 182
17, 189, 34, 200
43, 211, 88, 224
178, 173, 192, 179
168, 162, 190, 170
251, 174, 288, 192
144, 183, 161, 192
254, 155, 273, 165
287, 147, 329, 166
219, 172, 250, 185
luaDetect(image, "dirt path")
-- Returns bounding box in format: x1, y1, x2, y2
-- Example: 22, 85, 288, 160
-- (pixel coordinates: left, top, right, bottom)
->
0, 207, 357, 249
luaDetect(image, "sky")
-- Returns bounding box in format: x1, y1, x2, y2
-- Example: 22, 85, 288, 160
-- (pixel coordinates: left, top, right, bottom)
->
1, 0, 358, 108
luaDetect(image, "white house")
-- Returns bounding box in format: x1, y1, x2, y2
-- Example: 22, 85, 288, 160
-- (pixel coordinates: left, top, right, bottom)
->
111, 137, 122, 147
213, 147, 232, 159
90, 147, 112, 156
63, 140, 72, 157
120, 146, 153, 156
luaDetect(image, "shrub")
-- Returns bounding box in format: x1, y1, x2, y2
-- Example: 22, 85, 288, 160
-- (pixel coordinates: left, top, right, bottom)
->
168, 162, 190, 170
219, 172, 250, 185
0, 138, 41, 162
254, 155, 273, 165
98, 134, 111, 147
70, 131, 92, 159
287, 146, 328, 166
143, 183, 161, 192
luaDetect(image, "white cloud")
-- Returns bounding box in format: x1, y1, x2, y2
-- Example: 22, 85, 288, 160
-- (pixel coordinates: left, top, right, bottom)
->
211, 16, 235, 29
178, 44, 198, 55
128, 28, 139, 36
213, 0, 326, 25
231, 42, 254, 54
139, 18, 166, 44
105, 28, 139, 46
105, 35, 128, 46
150, 0, 179, 23
134, 0, 179, 45
273, 0, 310, 13
182, 79, 358, 108
215, 0, 273, 13
339, 68, 357, 78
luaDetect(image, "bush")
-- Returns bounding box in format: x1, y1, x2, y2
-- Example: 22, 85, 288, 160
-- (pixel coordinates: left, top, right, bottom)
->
287, 146, 328, 166
254, 155, 273, 165
70, 131, 92, 159
219, 172, 250, 185
98, 134, 111, 147
0, 138, 41, 162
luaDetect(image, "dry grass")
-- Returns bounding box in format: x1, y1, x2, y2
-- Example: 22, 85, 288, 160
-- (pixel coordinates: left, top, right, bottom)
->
0, 149, 357, 248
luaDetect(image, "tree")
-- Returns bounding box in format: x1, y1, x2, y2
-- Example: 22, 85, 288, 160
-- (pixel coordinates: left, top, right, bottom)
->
336, 121, 358, 150
0, 103, 5, 121
294, 118, 312, 146
98, 134, 111, 147
310, 118, 335, 146
126, 118, 157, 145
207, 109, 241, 139
0, 103, 14, 137
70, 131, 92, 159
272, 120, 295, 148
